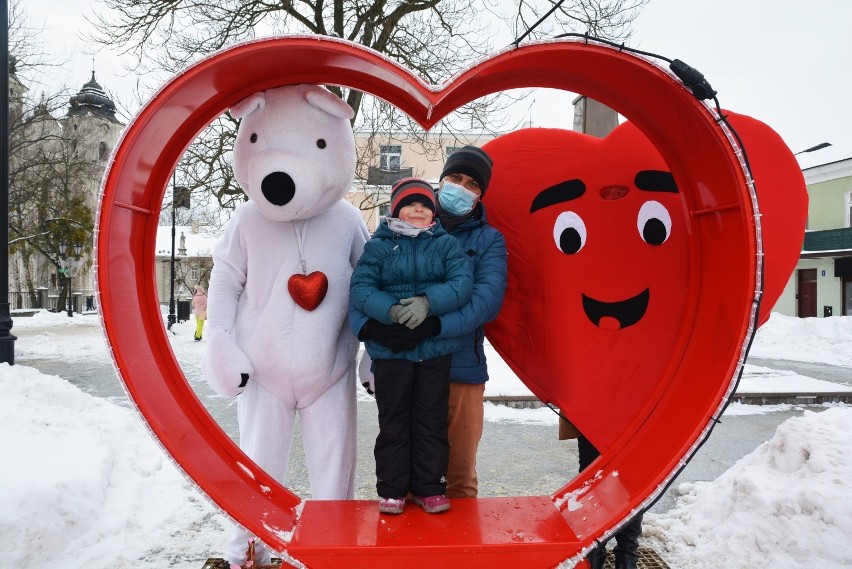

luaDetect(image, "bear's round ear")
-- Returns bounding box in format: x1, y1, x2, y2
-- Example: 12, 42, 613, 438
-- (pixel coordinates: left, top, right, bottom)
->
230, 92, 266, 120
305, 86, 355, 120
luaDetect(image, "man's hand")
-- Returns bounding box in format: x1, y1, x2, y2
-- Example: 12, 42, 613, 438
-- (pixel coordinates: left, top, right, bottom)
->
360, 319, 418, 352
412, 316, 441, 341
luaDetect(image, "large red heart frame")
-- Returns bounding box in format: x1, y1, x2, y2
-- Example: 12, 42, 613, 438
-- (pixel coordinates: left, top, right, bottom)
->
97, 36, 762, 567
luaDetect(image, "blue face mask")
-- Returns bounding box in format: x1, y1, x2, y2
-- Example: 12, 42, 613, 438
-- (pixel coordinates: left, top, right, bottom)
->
438, 181, 479, 216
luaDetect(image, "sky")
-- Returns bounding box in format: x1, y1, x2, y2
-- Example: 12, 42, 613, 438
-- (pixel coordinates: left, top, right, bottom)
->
1, 310, 851, 567
27, 0, 852, 171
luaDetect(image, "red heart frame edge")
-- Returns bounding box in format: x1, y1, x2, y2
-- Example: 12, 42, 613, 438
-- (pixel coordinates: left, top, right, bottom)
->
96, 36, 758, 567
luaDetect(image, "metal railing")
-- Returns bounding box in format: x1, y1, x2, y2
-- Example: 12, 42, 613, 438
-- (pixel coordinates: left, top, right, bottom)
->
8, 290, 95, 312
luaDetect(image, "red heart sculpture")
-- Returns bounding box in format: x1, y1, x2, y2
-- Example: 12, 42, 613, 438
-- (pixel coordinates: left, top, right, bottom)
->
481, 115, 807, 455
97, 36, 786, 567
288, 271, 328, 311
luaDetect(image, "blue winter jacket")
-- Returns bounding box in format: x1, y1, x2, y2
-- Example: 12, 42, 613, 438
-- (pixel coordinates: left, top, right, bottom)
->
351, 206, 507, 383
434, 207, 507, 384
349, 219, 473, 362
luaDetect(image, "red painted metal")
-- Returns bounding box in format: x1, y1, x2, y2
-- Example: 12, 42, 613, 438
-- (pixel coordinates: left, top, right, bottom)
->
96, 36, 758, 567
290, 497, 581, 568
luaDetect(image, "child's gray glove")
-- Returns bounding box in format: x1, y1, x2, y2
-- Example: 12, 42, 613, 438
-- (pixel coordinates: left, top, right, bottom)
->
388, 304, 406, 324
397, 296, 430, 329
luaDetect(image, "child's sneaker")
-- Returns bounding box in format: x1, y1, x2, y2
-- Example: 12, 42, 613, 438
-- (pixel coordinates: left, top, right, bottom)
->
378, 497, 405, 514
412, 495, 450, 513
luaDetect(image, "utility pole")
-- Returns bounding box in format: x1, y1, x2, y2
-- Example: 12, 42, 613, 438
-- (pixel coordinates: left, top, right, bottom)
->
0, 0, 17, 364
168, 176, 189, 333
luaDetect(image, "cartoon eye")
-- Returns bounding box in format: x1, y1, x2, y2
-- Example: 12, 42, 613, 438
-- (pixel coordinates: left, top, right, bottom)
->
249, 133, 258, 143
316, 139, 327, 149
553, 211, 587, 254
637, 200, 672, 246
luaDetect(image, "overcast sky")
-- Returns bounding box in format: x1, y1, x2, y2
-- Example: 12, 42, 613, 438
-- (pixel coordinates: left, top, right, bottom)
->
30, 0, 852, 170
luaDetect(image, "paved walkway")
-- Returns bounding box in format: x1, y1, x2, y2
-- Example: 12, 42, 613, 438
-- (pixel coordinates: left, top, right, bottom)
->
11, 320, 851, 515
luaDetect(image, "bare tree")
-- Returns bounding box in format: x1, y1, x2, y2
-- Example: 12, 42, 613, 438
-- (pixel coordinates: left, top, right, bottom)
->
89, 0, 646, 218
509, 0, 647, 43
7, 0, 98, 308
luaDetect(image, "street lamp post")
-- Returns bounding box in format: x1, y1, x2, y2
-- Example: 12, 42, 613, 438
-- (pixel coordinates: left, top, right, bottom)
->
168, 181, 190, 333
0, 0, 15, 364
58, 240, 83, 317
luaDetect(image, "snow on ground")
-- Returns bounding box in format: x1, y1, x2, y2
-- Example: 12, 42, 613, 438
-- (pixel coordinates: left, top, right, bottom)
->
643, 407, 852, 568
2, 310, 852, 568
0, 364, 224, 568
750, 312, 852, 367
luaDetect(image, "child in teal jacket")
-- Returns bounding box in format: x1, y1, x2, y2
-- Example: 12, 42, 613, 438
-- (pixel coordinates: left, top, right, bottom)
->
349, 177, 472, 515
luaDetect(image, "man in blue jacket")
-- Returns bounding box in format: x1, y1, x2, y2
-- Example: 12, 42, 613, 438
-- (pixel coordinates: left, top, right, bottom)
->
352, 146, 508, 499
430, 146, 507, 498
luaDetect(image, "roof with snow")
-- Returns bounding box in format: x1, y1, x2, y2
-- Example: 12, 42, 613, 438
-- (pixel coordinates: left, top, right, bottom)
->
66, 71, 121, 124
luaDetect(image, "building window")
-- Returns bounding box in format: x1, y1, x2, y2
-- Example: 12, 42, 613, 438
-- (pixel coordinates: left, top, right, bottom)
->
191, 266, 199, 281
379, 202, 390, 217
380, 145, 401, 170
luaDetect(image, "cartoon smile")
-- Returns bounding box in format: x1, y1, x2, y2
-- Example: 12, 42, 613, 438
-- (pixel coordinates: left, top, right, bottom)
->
582, 288, 650, 330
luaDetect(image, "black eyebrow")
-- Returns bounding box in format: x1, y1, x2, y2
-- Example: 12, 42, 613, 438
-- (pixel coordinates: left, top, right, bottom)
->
530, 180, 586, 213
634, 170, 679, 193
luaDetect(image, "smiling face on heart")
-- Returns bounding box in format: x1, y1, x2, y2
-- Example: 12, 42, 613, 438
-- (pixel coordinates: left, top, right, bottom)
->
97, 36, 798, 564
482, 115, 807, 455
483, 124, 691, 453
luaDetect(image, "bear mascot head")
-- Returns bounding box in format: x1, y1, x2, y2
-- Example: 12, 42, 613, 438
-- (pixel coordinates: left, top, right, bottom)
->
230, 83, 356, 222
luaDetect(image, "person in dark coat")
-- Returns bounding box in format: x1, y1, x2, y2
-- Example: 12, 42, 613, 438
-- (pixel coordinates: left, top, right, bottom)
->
349, 177, 473, 515
579, 435, 644, 569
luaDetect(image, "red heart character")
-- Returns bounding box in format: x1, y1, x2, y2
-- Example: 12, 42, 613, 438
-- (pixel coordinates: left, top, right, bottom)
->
483, 114, 806, 454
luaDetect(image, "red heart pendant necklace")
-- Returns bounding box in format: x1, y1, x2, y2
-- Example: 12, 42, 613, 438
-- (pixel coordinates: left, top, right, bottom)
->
287, 219, 328, 311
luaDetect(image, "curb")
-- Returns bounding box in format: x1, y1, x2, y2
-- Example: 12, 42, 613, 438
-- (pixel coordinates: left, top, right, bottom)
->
484, 393, 852, 409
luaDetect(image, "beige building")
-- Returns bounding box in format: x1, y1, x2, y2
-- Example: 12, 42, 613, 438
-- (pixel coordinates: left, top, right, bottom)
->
345, 129, 499, 232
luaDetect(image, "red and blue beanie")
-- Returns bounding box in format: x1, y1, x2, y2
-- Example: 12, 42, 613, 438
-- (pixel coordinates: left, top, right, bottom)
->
390, 178, 436, 218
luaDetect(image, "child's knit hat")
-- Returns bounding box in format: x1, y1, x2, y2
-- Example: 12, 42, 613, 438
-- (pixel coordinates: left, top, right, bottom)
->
390, 178, 436, 218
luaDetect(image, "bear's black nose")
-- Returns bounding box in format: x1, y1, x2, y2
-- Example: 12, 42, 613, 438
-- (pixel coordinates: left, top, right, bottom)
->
261, 171, 296, 206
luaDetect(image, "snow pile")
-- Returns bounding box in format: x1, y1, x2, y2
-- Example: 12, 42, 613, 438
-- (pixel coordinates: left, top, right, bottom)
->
750, 312, 852, 366
645, 407, 852, 568
0, 364, 224, 568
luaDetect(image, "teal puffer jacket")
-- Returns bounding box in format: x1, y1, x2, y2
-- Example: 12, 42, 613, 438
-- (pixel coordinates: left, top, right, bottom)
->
349, 219, 473, 361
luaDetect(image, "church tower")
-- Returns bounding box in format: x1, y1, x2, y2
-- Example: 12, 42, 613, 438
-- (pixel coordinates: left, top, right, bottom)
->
60, 70, 125, 211
57, 71, 125, 306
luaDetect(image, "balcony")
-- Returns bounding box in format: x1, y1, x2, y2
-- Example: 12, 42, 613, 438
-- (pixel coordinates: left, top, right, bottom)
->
367, 166, 413, 186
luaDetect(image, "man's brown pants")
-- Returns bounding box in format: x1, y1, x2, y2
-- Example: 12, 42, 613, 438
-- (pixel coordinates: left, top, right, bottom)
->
445, 382, 485, 498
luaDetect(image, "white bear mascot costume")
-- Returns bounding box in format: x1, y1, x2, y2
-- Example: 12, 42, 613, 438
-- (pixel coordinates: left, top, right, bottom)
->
201, 84, 369, 566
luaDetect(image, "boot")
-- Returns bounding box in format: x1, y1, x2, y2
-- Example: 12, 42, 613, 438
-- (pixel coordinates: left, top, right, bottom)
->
612, 512, 643, 569
585, 544, 607, 569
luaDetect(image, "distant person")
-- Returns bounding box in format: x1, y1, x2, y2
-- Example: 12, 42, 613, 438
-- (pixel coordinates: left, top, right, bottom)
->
85, 295, 94, 312
192, 285, 207, 341
350, 177, 473, 515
